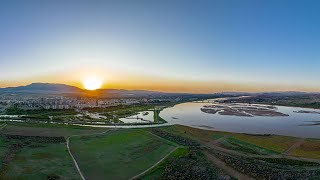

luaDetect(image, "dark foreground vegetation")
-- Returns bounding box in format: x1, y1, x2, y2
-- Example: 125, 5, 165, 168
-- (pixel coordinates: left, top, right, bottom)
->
210, 150, 320, 179
142, 148, 232, 180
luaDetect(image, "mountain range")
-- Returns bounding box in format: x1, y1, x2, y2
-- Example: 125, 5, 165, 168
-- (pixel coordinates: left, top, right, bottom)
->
0, 83, 318, 97
0, 83, 164, 96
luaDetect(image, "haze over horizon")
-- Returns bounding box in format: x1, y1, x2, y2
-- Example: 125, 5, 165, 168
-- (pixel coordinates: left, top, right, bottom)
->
1, 0, 320, 93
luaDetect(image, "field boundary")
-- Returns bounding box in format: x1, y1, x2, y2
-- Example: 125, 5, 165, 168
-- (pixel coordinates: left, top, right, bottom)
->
0, 123, 7, 130
129, 147, 178, 180
283, 138, 305, 155
147, 130, 183, 147
66, 129, 112, 180
205, 141, 320, 164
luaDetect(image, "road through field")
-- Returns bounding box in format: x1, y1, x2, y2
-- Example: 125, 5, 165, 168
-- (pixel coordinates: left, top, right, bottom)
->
66, 130, 113, 180
283, 138, 305, 155
130, 147, 178, 180
0, 123, 7, 130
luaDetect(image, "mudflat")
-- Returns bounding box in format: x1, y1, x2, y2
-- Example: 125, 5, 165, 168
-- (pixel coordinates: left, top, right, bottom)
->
201, 103, 288, 117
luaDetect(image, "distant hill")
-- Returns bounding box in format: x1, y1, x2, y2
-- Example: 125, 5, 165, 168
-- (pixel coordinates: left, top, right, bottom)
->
2, 83, 316, 97
0, 83, 165, 96
0, 83, 83, 94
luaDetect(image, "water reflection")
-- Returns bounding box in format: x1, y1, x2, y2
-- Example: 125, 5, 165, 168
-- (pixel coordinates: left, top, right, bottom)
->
120, 111, 155, 123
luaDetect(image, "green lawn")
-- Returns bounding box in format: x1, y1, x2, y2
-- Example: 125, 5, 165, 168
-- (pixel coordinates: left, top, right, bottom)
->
0, 136, 80, 179
69, 129, 175, 180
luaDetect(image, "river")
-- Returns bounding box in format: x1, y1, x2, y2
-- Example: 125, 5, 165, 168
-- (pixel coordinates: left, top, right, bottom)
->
160, 101, 320, 138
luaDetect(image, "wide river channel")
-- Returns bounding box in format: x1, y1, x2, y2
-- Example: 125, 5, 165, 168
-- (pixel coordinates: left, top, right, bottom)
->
160, 101, 320, 139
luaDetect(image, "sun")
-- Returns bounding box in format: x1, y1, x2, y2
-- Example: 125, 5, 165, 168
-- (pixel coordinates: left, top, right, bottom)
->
83, 77, 102, 90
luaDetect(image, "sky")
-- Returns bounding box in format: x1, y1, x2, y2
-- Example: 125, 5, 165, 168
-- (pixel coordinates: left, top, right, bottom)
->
0, 0, 320, 93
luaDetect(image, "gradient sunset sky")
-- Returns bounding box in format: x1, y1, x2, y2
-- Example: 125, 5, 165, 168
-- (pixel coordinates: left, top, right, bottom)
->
1, 0, 319, 93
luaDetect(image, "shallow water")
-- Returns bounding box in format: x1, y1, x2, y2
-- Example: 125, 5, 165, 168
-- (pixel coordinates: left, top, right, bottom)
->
120, 111, 155, 123
160, 102, 320, 138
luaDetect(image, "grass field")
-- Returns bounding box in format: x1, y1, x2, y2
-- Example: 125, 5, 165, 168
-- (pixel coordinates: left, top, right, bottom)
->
69, 129, 176, 180
158, 125, 300, 154
292, 139, 320, 159
0, 135, 80, 179
232, 134, 297, 153
1, 122, 319, 179
220, 137, 279, 155
157, 125, 229, 143
2, 122, 106, 137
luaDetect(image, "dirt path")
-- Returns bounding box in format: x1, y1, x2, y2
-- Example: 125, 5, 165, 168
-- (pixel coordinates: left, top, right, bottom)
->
130, 147, 178, 180
66, 136, 86, 180
283, 138, 305, 155
203, 151, 256, 180
66, 130, 113, 180
0, 123, 7, 130
205, 141, 320, 164
211, 135, 229, 145
147, 131, 183, 148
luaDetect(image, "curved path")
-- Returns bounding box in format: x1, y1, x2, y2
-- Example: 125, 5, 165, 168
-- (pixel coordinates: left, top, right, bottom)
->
206, 137, 320, 164
66, 136, 86, 180
66, 130, 113, 180
129, 147, 178, 180
0, 123, 7, 130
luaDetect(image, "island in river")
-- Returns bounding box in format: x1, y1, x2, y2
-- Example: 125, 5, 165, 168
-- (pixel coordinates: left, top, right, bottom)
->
201, 103, 289, 117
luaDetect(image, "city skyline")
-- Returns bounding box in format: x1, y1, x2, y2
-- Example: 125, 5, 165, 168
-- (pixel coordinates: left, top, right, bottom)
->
1, 0, 320, 93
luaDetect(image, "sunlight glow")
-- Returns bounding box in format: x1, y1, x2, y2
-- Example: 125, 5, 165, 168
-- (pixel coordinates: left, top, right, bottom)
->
83, 77, 102, 90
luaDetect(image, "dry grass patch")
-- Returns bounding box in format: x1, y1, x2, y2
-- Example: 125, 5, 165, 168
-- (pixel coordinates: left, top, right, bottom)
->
292, 139, 320, 159
232, 134, 297, 153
